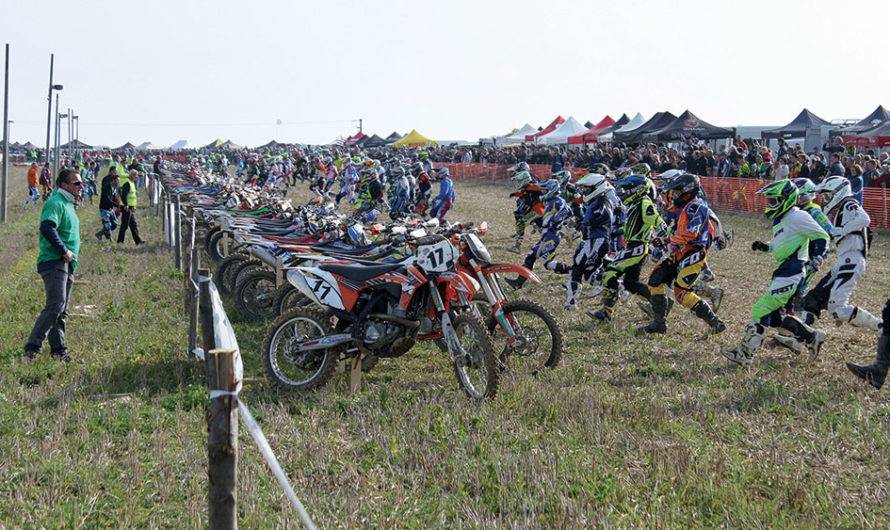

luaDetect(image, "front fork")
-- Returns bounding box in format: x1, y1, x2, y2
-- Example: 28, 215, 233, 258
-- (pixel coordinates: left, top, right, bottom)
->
429, 280, 477, 367
475, 269, 519, 343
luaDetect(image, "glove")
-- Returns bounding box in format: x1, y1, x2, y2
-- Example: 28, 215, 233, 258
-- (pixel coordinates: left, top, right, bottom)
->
829, 227, 844, 239
751, 241, 769, 252
806, 258, 823, 272
651, 236, 670, 249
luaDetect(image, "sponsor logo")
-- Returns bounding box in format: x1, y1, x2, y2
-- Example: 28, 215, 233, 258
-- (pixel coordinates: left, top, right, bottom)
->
771, 284, 795, 295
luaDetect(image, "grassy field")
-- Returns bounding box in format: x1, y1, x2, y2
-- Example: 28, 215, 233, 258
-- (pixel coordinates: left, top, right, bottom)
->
0, 167, 888, 528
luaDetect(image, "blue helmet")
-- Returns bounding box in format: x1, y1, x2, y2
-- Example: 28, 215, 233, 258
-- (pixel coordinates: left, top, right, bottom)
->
539, 179, 561, 201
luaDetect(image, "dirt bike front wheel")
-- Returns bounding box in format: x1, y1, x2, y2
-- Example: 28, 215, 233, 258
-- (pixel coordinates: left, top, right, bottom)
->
450, 313, 499, 399
263, 308, 339, 391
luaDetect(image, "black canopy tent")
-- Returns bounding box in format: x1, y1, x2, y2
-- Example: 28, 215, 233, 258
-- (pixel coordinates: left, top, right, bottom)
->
613, 111, 677, 143
830, 105, 890, 138
363, 134, 388, 148
594, 113, 630, 136
643, 110, 734, 141
384, 132, 403, 143
761, 108, 831, 139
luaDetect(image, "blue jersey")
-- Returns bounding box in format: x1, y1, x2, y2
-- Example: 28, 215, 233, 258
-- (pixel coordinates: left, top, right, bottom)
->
580, 196, 614, 240
541, 196, 571, 232
434, 177, 454, 202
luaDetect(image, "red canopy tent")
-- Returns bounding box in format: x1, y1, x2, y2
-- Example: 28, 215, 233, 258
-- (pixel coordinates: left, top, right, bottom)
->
525, 116, 565, 142
568, 115, 616, 145
343, 132, 367, 146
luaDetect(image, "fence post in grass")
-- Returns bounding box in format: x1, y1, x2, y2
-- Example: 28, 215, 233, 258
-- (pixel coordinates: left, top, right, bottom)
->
883, 184, 887, 229
161, 189, 167, 242
207, 348, 239, 530
174, 194, 183, 272
183, 206, 194, 312
199, 268, 215, 360
350, 355, 362, 394
188, 239, 200, 358
276, 256, 284, 288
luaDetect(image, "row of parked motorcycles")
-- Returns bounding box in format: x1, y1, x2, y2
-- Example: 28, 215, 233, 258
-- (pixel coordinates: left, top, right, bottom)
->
163, 166, 563, 399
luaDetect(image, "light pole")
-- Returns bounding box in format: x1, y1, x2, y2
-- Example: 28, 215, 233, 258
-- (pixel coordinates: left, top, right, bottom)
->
44, 54, 62, 164
54, 104, 67, 177
5, 120, 12, 144
73, 115, 79, 147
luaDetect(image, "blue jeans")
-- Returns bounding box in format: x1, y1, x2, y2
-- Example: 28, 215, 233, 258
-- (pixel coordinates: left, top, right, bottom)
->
26, 260, 74, 355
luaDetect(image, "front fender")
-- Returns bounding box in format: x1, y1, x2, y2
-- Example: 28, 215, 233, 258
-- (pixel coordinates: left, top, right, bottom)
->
483, 263, 542, 284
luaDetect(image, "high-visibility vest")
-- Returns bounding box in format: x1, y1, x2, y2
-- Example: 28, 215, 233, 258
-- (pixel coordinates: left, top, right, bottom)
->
120, 177, 137, 207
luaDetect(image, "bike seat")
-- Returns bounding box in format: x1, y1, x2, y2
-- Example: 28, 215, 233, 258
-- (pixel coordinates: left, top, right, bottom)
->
319, 262, 405, 282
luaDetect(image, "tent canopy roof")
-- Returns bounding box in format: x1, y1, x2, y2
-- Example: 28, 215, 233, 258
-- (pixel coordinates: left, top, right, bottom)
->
643, 110, 734, 141
391, 129, 437, 147
526, 116, 565, 141
762, 108, 832, 139
613, 112, 676, 143
568, 115, 617, 144
539, 117, 589, 144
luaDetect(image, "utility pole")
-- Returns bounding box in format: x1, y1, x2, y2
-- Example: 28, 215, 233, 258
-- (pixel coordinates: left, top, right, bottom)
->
2, 44, 9, 223
45, 54, 53, 164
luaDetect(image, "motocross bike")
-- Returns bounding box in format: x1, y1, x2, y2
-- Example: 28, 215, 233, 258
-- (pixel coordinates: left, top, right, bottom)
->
262, 234, 500, 399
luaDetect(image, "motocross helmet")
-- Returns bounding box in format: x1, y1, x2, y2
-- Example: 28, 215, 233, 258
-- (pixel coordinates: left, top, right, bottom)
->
390, 165, 405, 178
434, 167, 450, 180
511, 170, 532, 190
539, 179, 561, 201
587, 163, 610, 175
792, 177, 816, 205
814, 175, 852, 214
575, 173, 611, 203
661, 173, 701, 210
507, 161, 530, 177
616, 175, 654, 206
757, 179, 799, 220
552, 169, 572, 186
631, 163, 651, 176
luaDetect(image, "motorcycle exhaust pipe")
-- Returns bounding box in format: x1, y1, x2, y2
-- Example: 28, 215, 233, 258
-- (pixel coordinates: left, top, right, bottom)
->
368, 313, 421, 329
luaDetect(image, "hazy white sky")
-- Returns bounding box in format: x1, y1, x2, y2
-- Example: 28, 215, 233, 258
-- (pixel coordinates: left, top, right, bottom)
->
2, 0, 888, 147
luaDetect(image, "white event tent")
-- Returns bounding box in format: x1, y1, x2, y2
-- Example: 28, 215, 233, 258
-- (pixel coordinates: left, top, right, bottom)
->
499, 124, 538, 144
538, 117, 588, 145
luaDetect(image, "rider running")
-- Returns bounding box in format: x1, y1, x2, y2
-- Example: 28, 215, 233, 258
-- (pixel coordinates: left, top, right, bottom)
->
588, 175, 665, 322
429, 167, 455, 222
641, 173, 725, 335
723, 179, 828, 366
506, 179, 573, 290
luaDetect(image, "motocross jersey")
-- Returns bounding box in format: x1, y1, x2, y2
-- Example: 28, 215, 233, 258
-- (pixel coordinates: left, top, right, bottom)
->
768, 207, 830, 277
580, 195, 614, 241
801, 201, 833, 234
668, 198, 712, 250
830, 197, 870, 258
622, 197, 664, 245
541, 196, 572, 232
434, 176, 455, 202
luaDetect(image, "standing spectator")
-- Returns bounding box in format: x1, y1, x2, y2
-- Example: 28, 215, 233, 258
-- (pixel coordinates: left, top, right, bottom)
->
773, 157, 790, 181
849, 164, 864, 204
95, 170, 120, 240
39, 162, 52, 201
117, 169, 144, 245
23, 163, 40, 209
777, 138, 787, 160
23, 169, 83, 362
862, 159, 879, 189
828, 153, 845, 177
796, 154, 810, 180
810, 155, 828, 183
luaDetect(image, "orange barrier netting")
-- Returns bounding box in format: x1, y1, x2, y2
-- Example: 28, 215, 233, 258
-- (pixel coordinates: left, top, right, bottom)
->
437, 163, 890, 230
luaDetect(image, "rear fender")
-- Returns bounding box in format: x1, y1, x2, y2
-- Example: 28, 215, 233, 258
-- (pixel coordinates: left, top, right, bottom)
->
483, 264, 542, 284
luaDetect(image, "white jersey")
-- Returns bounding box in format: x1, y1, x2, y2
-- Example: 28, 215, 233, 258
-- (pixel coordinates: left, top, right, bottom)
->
830, 198, 870, 257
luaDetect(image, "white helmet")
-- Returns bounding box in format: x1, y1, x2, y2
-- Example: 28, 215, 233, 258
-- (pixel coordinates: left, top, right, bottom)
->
575, 173, 612, 203
814, 175, 851, 214
658, 169, 684, 183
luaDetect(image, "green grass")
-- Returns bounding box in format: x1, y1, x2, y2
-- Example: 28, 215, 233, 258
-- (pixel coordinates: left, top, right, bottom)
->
0, 170, 889, 528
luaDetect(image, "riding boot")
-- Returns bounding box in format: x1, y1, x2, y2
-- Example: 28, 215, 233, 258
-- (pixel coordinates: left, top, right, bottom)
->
587, 291, 617, 322
505, 276, 527, 290
565, 281, 582, 310
692, 300, 726, 334
780, 314, 826, 361
639, 294, 667, 334
549, 262, 570, 274
508, 235, 523, 254
693, 282, 725, 312
849, 307, 882, 330
846, 334, 890, 389
722, 320, 764, 366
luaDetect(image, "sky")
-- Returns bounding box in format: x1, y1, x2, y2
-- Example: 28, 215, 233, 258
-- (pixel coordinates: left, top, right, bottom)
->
2, 0, 889, 148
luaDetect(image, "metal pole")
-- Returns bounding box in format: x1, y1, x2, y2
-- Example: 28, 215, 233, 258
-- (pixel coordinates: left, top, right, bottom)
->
2, 43, 9, 223
67, 107, 71, 158
53, 95, 59, 178
44, 54, 53, 164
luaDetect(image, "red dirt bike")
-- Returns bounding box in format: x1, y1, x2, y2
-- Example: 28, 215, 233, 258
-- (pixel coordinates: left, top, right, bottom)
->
262, 234, 500, 399
448, 223, 563, 374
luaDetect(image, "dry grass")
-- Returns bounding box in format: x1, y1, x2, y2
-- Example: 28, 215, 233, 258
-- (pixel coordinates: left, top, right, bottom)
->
0, 173, 888, 528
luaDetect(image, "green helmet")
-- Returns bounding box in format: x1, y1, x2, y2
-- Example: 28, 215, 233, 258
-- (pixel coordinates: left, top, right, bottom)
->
757, 179, 798, 220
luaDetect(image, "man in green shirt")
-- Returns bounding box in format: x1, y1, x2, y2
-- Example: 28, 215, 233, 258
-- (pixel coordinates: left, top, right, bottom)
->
24, 169, 82, 362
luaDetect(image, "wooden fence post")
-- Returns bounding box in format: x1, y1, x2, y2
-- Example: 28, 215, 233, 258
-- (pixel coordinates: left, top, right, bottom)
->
187, 235, 200, 358
199, 269, 215, 362
183, 206, 194, 312
161, 191, 168, 243
175, 194, 183, 271
207, 348, 239, 530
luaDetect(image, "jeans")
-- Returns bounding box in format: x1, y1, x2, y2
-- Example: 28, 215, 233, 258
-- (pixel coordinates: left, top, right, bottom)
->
26, 260, 74, 354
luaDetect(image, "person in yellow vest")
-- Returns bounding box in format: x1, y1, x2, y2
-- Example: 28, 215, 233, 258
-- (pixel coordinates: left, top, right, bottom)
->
117, 169, 144, 245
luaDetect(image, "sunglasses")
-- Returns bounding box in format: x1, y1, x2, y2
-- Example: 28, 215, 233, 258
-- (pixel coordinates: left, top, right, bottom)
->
68, 180, 84, 187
